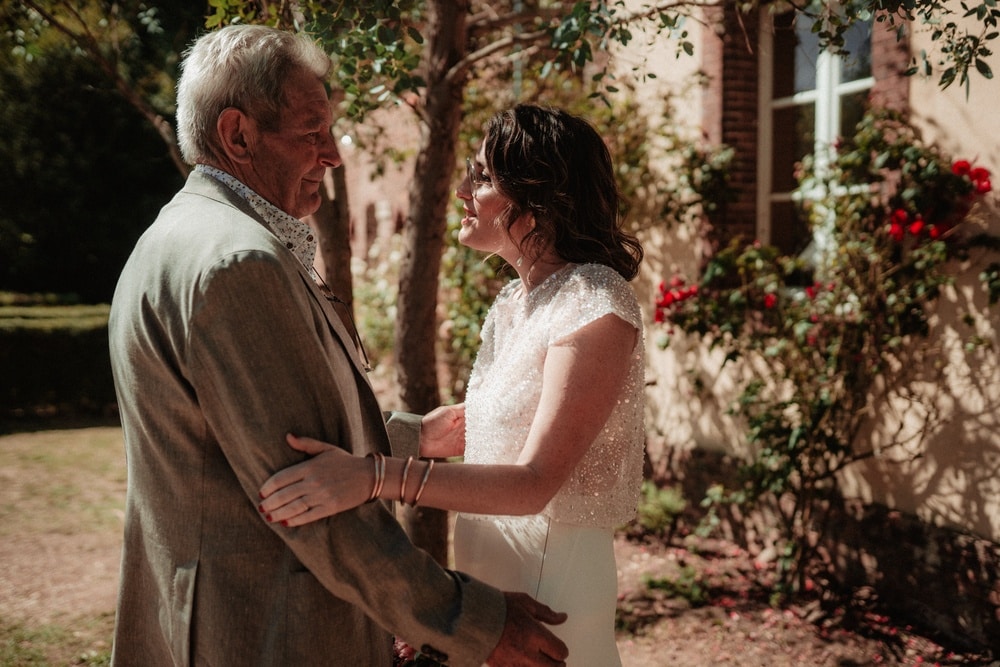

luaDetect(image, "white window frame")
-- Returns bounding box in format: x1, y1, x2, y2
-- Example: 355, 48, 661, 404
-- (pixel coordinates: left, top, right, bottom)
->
756, 7, 874, 260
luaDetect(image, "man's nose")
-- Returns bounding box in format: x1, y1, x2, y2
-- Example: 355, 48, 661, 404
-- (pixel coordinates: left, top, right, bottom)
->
321, 133, 342, 168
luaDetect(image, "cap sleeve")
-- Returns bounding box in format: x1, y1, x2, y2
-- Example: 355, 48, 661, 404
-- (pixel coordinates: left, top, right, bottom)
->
546, 264, 642, 345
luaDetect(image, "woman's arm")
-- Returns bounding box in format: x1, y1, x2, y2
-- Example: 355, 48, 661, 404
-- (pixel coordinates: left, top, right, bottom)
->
258, 312, 636, 525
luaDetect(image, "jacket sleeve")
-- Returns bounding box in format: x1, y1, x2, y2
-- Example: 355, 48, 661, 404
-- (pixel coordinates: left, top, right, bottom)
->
185, 250, 505, 666
384, 410, 423, 459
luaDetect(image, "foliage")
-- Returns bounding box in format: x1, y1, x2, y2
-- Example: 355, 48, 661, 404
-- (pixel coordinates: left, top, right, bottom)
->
635, 480, 687, 537
0, 304, 116, 414
353, 236, 404, 371
654, 108, 998, 592
0, 1, 197, 301
746, 0, 998, 95
643, 566, 709, 607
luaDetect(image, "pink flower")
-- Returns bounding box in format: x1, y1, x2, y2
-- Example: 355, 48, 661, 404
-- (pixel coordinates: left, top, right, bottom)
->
764, 293, 777, 309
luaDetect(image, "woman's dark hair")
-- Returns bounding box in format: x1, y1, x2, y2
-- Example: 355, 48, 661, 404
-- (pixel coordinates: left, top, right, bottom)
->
483, 104, 643, 280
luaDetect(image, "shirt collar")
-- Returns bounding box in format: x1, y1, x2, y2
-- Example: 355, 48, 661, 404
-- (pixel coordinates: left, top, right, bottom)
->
195, 164, 318, 279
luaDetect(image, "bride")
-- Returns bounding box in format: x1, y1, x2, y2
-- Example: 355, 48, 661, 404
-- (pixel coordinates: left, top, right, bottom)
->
259, 104, 645, 666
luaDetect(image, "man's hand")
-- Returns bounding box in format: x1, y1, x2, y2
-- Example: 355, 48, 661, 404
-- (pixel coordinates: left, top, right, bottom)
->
419, 404, 466, 459
486, 592, 568, 666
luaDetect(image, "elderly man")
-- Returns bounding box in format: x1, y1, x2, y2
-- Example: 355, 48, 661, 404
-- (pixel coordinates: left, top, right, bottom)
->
109, 24, 567, 666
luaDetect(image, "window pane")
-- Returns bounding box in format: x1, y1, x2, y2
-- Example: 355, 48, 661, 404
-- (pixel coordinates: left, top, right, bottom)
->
773, 13, 798, 97
839, 90, 868, 139
794, 14, 821, 93
772, 104, 814, 193
770, 200, 811, 256
840, 20, 873, 82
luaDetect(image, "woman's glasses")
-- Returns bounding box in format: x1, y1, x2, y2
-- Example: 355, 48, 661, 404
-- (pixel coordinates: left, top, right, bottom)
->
466, 157, 491, 188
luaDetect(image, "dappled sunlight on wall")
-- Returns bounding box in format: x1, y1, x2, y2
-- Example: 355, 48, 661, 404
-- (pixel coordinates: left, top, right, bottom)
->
838, 202, 1000, 542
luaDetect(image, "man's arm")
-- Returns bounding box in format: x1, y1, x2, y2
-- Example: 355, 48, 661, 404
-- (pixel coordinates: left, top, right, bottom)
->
186, 252, 508, 665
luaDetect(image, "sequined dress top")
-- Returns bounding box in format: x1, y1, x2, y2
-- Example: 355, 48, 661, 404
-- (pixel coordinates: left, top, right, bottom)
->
462, 262, 646, 528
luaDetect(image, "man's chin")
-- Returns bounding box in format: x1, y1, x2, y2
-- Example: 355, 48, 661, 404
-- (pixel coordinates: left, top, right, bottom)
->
294, 192, 323, 219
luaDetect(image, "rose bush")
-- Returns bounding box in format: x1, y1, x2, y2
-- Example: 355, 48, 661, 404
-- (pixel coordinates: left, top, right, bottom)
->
655, 108, 998, 593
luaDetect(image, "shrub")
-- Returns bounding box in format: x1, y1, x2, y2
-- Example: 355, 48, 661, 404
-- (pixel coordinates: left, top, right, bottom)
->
654, 108, 998, 592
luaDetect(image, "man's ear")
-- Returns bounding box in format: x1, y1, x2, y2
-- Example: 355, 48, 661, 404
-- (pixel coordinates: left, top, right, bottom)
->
217, 107, 255, 163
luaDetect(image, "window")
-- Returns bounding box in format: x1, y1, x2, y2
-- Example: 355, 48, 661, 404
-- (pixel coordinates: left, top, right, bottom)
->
757, 4, 874, 258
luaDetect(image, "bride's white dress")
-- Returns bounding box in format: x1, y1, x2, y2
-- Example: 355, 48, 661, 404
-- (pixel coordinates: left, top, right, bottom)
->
454, 263, 645, 667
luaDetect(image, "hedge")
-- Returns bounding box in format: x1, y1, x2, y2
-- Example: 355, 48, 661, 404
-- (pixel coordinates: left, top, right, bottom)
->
0, 304, 116, 415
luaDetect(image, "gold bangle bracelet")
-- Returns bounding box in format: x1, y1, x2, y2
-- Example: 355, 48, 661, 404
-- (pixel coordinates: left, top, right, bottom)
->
412, 460, 434, 507
399, 456, 414, 504
366, 452, 386, 502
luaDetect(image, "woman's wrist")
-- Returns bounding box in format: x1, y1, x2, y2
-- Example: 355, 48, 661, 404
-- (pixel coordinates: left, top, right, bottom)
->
372, 455, 435, 506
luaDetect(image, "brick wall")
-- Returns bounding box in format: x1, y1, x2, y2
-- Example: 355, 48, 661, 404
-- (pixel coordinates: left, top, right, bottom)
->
700, 4, 759, 254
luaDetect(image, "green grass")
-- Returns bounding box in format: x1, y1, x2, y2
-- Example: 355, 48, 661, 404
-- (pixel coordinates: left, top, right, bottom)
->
0, 427, 126, 538
0, 615, 113, 666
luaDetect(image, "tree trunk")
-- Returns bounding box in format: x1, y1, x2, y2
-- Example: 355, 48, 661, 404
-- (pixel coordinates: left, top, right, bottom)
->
323, 165, 354, 302
306, 165, 353, 302
394, 0, 469, 566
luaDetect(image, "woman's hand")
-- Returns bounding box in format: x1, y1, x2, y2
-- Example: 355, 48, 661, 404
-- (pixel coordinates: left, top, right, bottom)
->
258, 434, 372, 527
419, 403, 466, 459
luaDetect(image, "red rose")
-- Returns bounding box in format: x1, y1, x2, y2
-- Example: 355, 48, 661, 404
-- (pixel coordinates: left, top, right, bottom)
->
971, 166, 991, 183
952, 160, 972, 176
764, 293, 777, 309
891, 208, 909, 225
976, 178, 992, 194
888, 222, 905, 242
654, 309, 665, 323
928, 224, 941, 239
908, 218, 925, 236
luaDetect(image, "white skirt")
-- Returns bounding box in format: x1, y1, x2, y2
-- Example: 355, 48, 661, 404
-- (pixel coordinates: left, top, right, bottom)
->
453, 514, 621, 667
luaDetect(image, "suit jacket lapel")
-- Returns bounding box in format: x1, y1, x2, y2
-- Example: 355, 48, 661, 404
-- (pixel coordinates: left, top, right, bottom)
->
187, 171, 372, 379
296, 268, 372, 380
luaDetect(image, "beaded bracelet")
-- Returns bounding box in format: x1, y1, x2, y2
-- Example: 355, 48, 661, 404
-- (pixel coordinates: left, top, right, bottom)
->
366, 452, 386, 502
411, 460, 434, 507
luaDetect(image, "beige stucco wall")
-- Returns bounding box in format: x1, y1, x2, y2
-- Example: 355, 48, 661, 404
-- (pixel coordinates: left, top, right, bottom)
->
837, 14, 1000, 540
630, 7, 1000, 543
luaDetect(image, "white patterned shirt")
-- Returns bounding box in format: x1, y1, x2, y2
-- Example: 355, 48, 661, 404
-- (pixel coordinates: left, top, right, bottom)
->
195, 164, 319, 280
